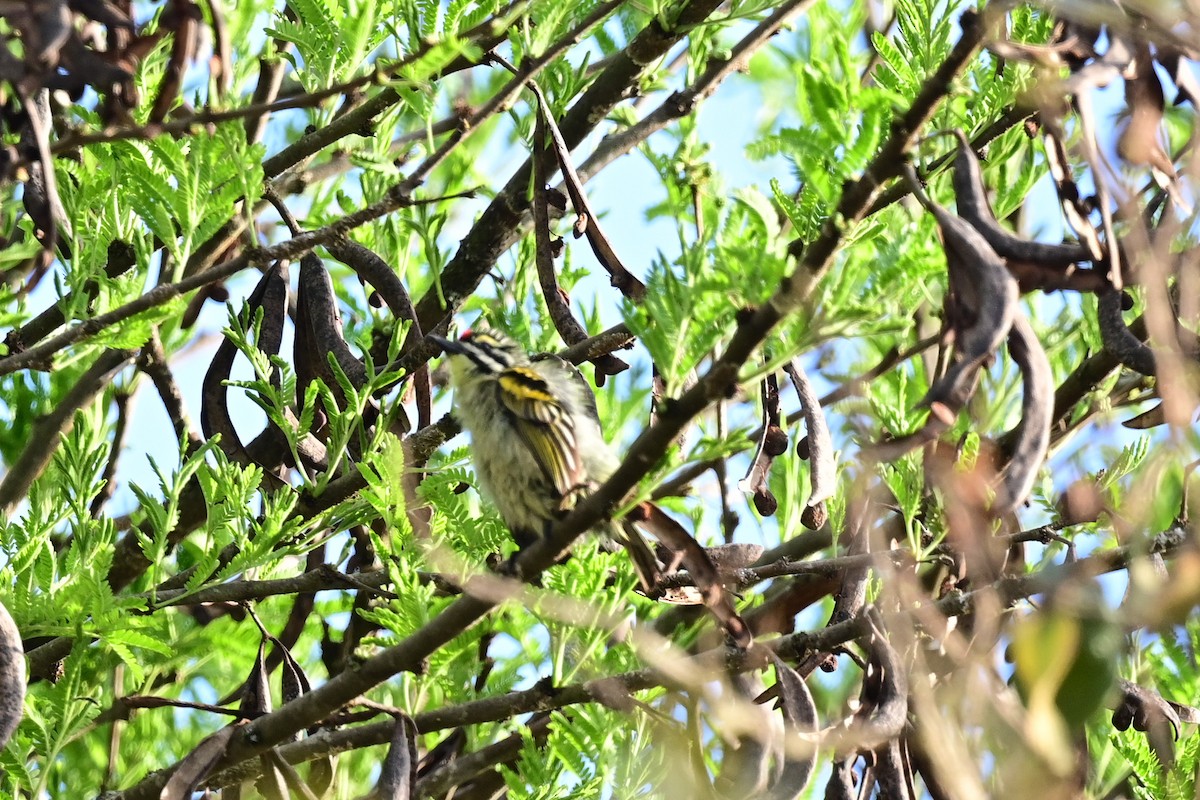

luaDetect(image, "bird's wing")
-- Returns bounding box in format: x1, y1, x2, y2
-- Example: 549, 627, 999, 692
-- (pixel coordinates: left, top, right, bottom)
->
495, 366, 586, 503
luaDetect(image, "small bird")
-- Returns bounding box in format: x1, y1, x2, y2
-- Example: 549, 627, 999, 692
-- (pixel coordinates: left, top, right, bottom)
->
430, 329, 659, 583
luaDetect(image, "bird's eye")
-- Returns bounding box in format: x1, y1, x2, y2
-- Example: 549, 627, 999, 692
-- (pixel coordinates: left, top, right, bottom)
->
460, 329, 474, 341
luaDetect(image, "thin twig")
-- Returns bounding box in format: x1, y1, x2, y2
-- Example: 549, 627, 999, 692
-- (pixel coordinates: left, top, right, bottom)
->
190, 525, 1183, 792
0, 348, 135, 517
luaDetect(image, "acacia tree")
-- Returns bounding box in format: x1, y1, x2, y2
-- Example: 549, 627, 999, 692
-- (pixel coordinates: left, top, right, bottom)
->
0, 0, 1197, 797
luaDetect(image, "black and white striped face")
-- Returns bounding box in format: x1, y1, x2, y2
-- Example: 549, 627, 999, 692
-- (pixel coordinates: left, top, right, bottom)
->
431, 329, 531, 381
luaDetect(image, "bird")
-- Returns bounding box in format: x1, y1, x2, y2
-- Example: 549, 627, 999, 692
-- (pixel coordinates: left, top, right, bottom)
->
429, 329, 660, 585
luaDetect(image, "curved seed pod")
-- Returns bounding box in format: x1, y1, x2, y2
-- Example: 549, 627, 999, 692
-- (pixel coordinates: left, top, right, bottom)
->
764, 654, 818, 799
0, 600, 24, 749
873, 165, 1017, 461
240, 636, 271, 717
256, 269, 288, 393
416, 728, 467, 779
50, 36, 133, 98
325, 238, 418, 335
952, 131, 1092, 267
201, 262, 289, 464
1097, 290, 1156, 376
1005, 259, 1108, 293
906, 163, 1018, 408
274, 636, 317, 737
325, 236, 427, 427
297, 252, 368, 391
874, 739, 918, 799
1115, 680, 1181, 769
739, 373, 785, 516
201, 261, 328, 473
993, 313, 1053, 516
930, 212, 1018, 377
715, 674, 777, 797
250, 411, 329, 475
824, 609, 907, 755
823, 759, 857, 800
375, 716, 417, 800
30, 2, 72, 65
19, 89, 72, 263
1118, 45, 1178, 185
1121, 402, 1183, 430
149, 0, 201, 124
294, 252, 380, 460
783, 360, 834, 530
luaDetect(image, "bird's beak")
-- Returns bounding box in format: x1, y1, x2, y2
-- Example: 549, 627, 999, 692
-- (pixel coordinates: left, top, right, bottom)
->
427, 334, 464, 355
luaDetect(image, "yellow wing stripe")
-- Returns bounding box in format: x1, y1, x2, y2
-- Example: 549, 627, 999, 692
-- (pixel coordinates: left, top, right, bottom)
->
498, 369, 557, 404
496, 367, 582, 500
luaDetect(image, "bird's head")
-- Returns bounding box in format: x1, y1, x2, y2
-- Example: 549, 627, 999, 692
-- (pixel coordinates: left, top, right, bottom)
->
429, 328, 529, 386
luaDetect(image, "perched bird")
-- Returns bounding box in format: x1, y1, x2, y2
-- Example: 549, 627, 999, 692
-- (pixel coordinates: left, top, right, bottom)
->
430, 329, 659, 583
